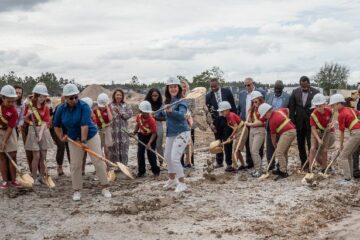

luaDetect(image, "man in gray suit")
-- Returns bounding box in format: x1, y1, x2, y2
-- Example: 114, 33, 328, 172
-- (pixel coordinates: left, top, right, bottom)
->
237, 77, 266, 168
265, 80, 290, 170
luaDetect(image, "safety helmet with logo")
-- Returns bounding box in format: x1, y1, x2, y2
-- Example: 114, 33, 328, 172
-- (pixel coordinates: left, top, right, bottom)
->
0, 85, 17, 98
166, 77, 181, 86
32, 83, 49, 96
329, 93, 345, 106
81, 97, 93, 108
217, 101, 232, 112
63, 83, 80, 96
139, 101, 153, 113
312, 93, 326, 107
258, 103, 273, 118
97, 93, 110, 108
251, 91, 263, 101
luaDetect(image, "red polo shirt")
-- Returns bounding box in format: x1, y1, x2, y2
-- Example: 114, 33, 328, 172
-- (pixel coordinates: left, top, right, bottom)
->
24, 101, 50, 126
136, 114, 157, 135
310, 107, 335, 132
338, 107, 360, 132
251, 108, 265, 128
0, 105, 18, 128
269, 108, 295, 135
93, 108, 111, 128
226, 112, 242, 127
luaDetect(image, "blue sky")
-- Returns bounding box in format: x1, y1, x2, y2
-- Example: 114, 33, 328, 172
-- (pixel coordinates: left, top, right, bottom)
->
0, 0, 359, 85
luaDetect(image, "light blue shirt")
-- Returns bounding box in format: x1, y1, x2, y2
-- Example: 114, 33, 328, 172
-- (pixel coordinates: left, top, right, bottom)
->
272, 96, 283, 110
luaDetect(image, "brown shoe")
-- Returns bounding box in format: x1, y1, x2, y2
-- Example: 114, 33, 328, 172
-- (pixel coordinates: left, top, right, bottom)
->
57, 166, 64, 176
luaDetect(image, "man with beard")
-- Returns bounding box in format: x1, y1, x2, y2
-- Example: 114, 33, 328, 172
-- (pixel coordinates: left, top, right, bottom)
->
289, 76, 319, 169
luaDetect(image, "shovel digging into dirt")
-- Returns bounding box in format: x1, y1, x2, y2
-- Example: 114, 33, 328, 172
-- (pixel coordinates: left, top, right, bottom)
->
259, 151, 276, 180
67, 137, 134, 179
5, 152, 34, 188
318, 150, 341, 179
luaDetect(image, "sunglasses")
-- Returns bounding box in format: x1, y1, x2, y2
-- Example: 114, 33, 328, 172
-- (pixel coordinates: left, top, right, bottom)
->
245, 84, 252, 87
68, 95, 78, 101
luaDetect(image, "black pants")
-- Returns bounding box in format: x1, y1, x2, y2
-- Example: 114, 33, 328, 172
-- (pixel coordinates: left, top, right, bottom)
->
266, 127, 280, 170
181, 128, 195, 166
245, 127, 264, 168
352, 146, 360, 172
50, 127, 70, 165
137, 133, 160, 175
214, 117, 233, 166
296, 122, 311, 165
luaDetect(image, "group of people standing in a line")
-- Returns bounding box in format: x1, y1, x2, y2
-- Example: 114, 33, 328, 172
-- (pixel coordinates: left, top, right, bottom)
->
206, 76, 360, 182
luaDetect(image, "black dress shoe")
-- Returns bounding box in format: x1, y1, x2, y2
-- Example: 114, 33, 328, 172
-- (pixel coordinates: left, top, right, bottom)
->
225, 166, 237, 172
246, 164, 254, 169
274, 171, 288, 181
137, 173, 145, 178
238, 165, 247, 171
272, 168, 280, 175
214, 163, 224, 169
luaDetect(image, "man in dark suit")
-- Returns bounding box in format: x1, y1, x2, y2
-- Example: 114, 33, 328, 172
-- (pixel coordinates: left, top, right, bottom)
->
289, 76, 319, 167
206, 78, 237, 171
237, 77, 266, 169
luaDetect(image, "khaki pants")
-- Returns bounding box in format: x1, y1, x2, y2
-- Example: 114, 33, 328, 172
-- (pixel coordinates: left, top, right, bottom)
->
68, 134, 108, 190
276, 129, 296, 172
340, 129, 360, 179
249, 127, 266, 171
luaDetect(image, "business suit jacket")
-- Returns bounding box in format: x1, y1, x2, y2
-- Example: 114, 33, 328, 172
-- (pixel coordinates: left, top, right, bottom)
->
237, 88, 266, 120
289, 86, 319, 130
205, 87, 236, 122
265, 91, 290, 109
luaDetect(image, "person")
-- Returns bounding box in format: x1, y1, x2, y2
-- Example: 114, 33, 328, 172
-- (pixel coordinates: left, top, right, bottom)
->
217, 101, 245, 170
110, 89, 133, 165
157, 77, 191, 192
308, 93, 336, 172
93, 93, 113, 161
145, 88, 165, 166
50, 96, 71, 176
329, 93, 360, 181
24, 84, 54, 185
237, 78, 265, 169
180, 79, 195, 168
0, 85, 21, 189
352, 85, 360, 178
247, 91, 266, 177
54, 83, 111, 201
265, 80, 290, 170
259, 103, 297, 180
134, 101, 160, 178
82, 97, 95, 176
14, 86, 25, 137
205, 78, 236, 170
289, 76, 319, 168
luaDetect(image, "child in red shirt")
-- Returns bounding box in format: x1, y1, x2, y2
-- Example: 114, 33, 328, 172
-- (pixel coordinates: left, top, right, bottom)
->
217, 101, 246, 171
134, 101, 160, 178
260, 103, 296, 180
0, 85, 20, 189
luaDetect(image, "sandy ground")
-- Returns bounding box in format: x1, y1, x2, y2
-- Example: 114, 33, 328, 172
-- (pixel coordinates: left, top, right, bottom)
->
1, 129, 360, 240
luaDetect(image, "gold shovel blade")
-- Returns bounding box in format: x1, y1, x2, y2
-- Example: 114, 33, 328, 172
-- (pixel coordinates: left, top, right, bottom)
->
258, 173, 270, 180
44, 176, 56, 188
21, 173, 34, 184
107, 170, 117, 182
16, 176, 33, 188
116, 162, 134, 179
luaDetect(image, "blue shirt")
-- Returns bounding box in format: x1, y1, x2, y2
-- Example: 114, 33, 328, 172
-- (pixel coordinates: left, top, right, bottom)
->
53, 100, 97, 141
272, 96, 283, 110
156, 97, 190, 137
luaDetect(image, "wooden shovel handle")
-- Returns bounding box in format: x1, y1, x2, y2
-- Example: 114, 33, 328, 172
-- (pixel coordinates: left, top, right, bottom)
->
234, 113, 251, 154
324, 150, 341, 175
4, 152, 21, 173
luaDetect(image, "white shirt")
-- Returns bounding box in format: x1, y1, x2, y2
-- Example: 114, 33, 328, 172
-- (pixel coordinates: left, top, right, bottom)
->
246, 91, 252, 115
214, 88, 222, 104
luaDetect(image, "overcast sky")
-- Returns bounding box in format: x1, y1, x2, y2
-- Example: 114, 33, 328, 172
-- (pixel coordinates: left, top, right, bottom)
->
1, 0, 360, 85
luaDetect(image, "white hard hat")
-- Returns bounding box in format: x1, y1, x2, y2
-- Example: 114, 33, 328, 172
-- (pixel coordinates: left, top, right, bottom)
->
0, 85, 17, 98
32, 84, 49, 96
312, 93, 326, 106
166, 77, 181, 86
63, 83, 80, 96
251, 91, 263, 101
259, 103, 272, 118
139, 100, 153, 113
97, 93, 110, 108
81, 97, 93, 108
217, 101, 232, 112
329, 93, 345, 105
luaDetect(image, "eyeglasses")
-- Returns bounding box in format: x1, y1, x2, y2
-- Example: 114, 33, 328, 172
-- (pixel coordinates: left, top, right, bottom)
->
245, 84, 252, 87
68, 95, 78, 101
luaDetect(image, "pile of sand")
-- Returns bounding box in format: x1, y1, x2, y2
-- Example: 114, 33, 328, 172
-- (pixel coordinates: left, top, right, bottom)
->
79, 84, 112, 101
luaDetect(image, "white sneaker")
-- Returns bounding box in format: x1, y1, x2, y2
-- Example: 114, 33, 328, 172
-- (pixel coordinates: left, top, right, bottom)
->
163, 179, 178, 190
175, 182, 187, 193
72, 191, 81, 201
94, 175, 99, 181
101, 188, 112, 198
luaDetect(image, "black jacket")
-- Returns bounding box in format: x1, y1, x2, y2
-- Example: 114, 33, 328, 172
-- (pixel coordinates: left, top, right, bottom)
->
289, 86, 319, 130
205, 88, 236, 122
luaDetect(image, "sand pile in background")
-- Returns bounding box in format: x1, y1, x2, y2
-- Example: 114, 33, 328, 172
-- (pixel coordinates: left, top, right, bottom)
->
79, 84, 112, 101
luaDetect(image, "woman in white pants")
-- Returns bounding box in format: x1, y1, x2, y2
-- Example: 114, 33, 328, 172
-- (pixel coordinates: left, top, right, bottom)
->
156, 77, 191, 193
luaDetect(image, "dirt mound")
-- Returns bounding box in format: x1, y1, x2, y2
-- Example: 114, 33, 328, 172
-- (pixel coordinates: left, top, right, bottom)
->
79, 84, 112, 101
125, 90, 145, 104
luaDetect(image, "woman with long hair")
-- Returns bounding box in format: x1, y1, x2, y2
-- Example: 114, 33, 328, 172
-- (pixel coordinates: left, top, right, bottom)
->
156, 77, 191, 193
145, 88, 165, 166
110, 89, 133, 165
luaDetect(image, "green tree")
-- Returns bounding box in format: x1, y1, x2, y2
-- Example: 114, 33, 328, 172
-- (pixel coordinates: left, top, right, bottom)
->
130, 75, 140, 85
313, 62, 350, 95
192, 66, 225, 88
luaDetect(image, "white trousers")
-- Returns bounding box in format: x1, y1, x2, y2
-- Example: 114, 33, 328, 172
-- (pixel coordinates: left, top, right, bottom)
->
165, 131, 191, 178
